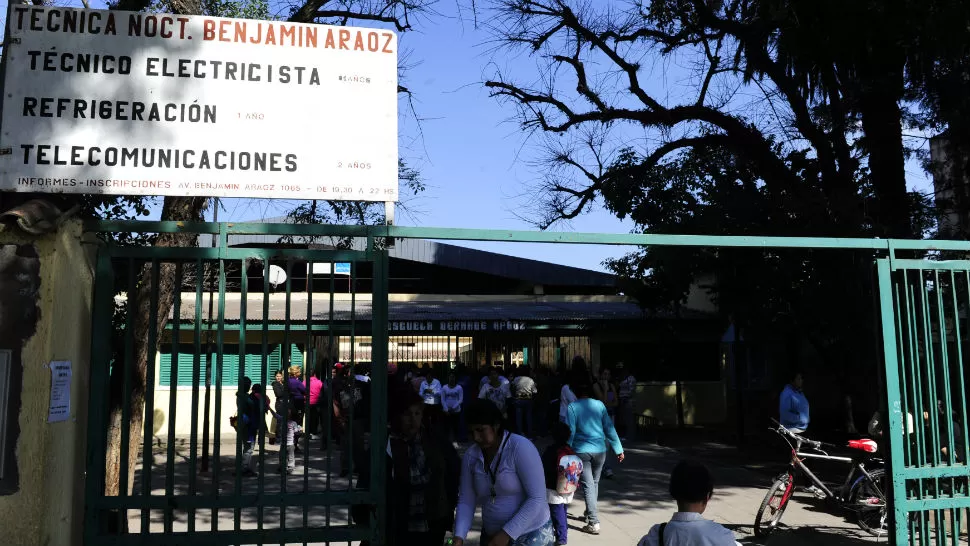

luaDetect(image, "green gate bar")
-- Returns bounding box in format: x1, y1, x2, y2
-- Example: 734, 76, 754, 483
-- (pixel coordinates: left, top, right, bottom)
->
83, 222, 387, 545
879, 258, 970, 546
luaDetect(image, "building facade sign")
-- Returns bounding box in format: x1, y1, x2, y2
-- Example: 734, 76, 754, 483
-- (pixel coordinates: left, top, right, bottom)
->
0, 6, 399, 201
389, 320, 528, 332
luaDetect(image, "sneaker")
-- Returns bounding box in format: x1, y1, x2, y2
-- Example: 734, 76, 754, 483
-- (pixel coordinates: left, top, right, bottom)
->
603, 468, 615, 479
582, 522, 600, 535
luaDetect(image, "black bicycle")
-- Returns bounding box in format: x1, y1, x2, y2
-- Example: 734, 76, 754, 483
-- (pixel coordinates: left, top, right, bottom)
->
754, 420, 889, 538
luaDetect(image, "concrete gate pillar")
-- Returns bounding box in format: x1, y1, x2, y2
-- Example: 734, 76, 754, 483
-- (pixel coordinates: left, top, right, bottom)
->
0, 220, 96, 545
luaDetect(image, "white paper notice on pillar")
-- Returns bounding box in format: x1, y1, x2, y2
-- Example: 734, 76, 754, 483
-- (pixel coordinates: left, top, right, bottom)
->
0, 5, 399, 202
47, 360, 73, 423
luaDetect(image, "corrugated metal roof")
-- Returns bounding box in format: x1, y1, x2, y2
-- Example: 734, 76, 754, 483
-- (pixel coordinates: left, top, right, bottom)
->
202, 217, 616, 287
168, 294, 711, 322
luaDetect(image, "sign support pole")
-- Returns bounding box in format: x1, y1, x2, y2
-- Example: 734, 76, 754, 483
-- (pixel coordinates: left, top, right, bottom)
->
385, 201, 395, 249
200, 197, 218, 473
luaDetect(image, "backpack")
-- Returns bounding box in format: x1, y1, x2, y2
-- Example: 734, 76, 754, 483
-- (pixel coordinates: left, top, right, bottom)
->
340, 382, 362, 410
341, 378, 370, 417
555, 446, 583, 495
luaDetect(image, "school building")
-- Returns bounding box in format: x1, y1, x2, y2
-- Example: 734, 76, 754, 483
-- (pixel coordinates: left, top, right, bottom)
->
150, 231, 734, 436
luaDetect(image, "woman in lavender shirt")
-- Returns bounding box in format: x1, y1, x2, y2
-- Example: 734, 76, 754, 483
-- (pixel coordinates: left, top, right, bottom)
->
452, 399, 554, 546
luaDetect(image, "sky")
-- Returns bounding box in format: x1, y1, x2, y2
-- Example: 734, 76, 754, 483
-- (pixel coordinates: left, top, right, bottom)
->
209, 0, 640, 271
0, 0, 936, 272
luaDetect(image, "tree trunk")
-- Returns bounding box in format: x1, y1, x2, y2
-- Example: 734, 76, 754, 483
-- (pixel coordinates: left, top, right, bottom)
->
859, 79, 911, 239
102, 197, 208, 523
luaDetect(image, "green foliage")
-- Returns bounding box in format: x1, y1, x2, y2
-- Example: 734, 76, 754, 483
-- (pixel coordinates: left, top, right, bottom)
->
281, 159, 425, 246
201, 0, 270, 19
144, 0, 270, 17
599, 141, 934, 387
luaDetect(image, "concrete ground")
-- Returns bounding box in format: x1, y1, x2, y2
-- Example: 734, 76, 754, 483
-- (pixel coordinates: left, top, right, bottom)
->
494, 442, 886, 546
122, 436, 891, 545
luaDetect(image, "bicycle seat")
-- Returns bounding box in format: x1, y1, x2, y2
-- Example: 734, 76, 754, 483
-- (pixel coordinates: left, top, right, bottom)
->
848, 439, 878, 453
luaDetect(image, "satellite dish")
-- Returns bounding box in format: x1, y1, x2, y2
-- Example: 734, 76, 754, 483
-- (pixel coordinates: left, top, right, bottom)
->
267, 265, 287, 288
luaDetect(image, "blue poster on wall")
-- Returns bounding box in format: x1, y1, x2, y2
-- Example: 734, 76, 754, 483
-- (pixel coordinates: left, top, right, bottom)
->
335, 263, 351, 275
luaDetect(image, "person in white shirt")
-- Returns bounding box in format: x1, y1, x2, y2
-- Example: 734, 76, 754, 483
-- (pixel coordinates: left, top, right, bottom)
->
511, 367, 539, 437
638, 460, 741, 546
479, 367, 512, 416
440, 372, 464, 443
559, 357, 590, 423
559, 382, 577, 423
421, 370, 443, 427
480, 367, 510, 390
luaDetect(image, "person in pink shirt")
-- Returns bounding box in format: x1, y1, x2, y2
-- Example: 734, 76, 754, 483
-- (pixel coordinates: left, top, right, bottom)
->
308, 368, 324, 439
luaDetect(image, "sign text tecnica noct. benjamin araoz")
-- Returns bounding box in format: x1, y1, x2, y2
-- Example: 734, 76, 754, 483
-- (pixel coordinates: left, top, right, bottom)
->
0, 5, 399, 202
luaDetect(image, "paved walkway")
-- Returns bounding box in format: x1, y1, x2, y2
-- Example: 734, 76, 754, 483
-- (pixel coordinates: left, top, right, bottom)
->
128, 438, 888, 545
458, 441, 884, 546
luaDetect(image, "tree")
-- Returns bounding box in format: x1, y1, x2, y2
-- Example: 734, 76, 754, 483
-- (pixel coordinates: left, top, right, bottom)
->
479, 0, 951, 416
482, 0, 937, 236
908, 2, 970, 239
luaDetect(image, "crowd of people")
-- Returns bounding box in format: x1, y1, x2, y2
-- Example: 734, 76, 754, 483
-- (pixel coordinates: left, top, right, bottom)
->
233, 357, 744, 545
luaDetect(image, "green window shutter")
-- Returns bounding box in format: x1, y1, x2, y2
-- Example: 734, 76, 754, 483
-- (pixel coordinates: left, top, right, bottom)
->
159, 352, 172, 386
159, 344, 198, 386
244, 347, 272, 384
226, 351, 242, 386
176, 352, 197, 387
269, 345, 282, 373
211, 348, 241, 388
290, 344, 304, 368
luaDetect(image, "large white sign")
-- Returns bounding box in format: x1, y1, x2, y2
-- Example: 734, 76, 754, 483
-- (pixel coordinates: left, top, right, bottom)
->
0, 6, 399, 201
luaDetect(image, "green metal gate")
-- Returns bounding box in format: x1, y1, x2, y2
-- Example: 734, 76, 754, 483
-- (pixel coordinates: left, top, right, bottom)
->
84, 220, 970, 545
84, 222, 389, 545
878, 257, 970, 546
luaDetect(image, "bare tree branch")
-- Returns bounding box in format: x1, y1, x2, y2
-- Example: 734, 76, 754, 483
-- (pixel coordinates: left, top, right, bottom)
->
688, 0, 850, 186
313, 9, 410, 30
485, 0, 865, 227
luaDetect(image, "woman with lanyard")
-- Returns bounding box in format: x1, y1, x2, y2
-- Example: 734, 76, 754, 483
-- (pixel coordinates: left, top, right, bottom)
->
451, 399, 554, 546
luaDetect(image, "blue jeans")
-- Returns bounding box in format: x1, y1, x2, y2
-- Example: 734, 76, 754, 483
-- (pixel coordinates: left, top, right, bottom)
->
514, 399, 534, 437
577, 451, 606, 524
482, 519, 554, 545
549, 503, 568, 543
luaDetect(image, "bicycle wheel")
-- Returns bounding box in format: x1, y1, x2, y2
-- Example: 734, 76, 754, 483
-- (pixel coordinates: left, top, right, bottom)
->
852, 468, 889, 537
754, 473, 794, 538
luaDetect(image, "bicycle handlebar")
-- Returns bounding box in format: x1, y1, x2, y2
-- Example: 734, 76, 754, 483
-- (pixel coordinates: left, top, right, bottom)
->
769, 419, 832, 450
